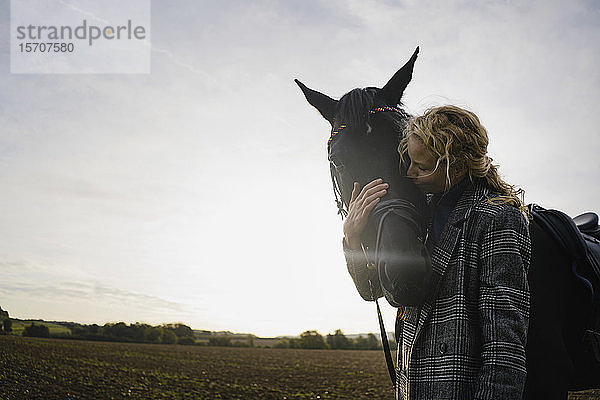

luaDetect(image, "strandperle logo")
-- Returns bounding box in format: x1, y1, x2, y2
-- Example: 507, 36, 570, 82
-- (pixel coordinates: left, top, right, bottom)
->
11, 0, 151, 74
15, 19, 147, 46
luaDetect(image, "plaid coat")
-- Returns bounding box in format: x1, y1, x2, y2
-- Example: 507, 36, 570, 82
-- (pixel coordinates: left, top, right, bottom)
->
345, 180, 531, 400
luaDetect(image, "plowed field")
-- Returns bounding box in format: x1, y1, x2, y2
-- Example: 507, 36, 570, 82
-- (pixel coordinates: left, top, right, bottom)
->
0, 336, 598, 399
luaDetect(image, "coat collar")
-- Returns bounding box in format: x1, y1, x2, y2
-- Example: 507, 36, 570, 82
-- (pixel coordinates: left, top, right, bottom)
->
446, 178, 494, 227
413, 178, 494, 341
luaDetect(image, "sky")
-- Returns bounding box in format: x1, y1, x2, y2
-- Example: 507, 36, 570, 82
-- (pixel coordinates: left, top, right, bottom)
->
0, 0, 599, 338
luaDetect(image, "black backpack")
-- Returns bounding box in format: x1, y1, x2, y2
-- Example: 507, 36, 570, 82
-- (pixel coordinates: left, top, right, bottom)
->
529, 204, 600, 371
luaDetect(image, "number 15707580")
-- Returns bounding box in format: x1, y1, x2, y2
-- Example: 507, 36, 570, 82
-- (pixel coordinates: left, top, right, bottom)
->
18, 42, 74, 52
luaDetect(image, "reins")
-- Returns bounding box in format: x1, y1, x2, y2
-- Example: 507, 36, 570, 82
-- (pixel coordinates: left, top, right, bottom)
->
360, 199, 425, 389
361, 241, 398, 390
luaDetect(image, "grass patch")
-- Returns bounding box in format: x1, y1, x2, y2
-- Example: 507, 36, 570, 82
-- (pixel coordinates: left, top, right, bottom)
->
9, 320, 71, 336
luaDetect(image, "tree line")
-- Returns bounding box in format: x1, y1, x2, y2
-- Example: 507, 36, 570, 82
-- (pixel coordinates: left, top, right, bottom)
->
1, 309, 196, 345
272, 329, 392, 350
0, 306, 394, 350
62, 322, 196, 344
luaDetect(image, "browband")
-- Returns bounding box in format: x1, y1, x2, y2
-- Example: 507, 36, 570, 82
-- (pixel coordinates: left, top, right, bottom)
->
327, 106, 401, 153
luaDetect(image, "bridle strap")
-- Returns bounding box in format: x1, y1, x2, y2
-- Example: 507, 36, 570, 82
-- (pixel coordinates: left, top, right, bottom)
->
330, 163, 348, 218
371, 199, 425, 267
371, 199, 423, 241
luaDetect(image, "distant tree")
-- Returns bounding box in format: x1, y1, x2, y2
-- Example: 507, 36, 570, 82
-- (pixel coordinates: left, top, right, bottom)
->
177, 336, 195, 345
160, 323, 194, 338
161, 329, 177, 344
299, 330, 328, 349
23, 323, 50, 338
0, 306, 9, 319
230, 336, 254, 348
145, 326, 162, 343
273, 339, 290, 348
130, 323, 150, 342
326, 329, 351, 350
353, 333, 380, 350
366, 333, 380, 350
103, 322, 128, 340
3, 318, 12, 333
208, 336, 231, 347
173, 324, 194, 338
69, 325, 85, 337
74, 324, 102, 340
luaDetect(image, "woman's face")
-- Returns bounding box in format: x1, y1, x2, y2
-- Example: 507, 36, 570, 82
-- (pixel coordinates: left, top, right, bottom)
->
404, 134, 456, 194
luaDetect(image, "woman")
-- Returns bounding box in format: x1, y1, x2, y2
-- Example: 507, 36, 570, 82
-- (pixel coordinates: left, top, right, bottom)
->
343, 105, 531, 400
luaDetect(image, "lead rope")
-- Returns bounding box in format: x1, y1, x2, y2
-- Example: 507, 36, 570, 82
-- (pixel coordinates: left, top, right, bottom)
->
361, 240, 397, 389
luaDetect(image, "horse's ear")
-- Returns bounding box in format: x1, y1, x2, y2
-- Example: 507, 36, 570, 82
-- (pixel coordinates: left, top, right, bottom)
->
381, 47, 419, 106
295, 79, 337, 126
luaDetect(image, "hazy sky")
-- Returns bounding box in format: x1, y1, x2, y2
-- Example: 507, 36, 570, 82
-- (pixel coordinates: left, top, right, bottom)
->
1, 0, 599, 337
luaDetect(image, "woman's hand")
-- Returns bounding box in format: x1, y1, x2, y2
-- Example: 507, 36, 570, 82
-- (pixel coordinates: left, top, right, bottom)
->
343, 178, 388, 250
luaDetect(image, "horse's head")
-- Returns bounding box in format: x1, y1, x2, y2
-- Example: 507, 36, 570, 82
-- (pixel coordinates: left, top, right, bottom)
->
296, 48, 431, 306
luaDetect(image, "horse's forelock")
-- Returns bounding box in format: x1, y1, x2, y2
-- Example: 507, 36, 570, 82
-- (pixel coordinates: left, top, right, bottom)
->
335, 87, 409, 136
335, 88, 378, 130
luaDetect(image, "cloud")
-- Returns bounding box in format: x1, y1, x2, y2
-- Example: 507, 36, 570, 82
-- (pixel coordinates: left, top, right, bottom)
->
0, 280, 190, 313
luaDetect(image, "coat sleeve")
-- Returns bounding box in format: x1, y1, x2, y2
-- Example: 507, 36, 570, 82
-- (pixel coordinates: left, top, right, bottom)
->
343, 238, 384, 301
474, 208, 531, 400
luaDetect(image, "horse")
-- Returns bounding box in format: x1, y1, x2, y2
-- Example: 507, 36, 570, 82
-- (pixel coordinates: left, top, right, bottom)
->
295, 48, 431, 308
295, 48, 599, 399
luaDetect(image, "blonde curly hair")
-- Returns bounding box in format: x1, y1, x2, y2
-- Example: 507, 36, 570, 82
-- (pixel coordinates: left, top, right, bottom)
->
399, 105, 528, 218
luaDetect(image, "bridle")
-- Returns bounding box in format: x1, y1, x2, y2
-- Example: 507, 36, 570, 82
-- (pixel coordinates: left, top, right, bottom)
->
327, 105, 424, 237
328, 106, 402, 219
327, 105, 427, 389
